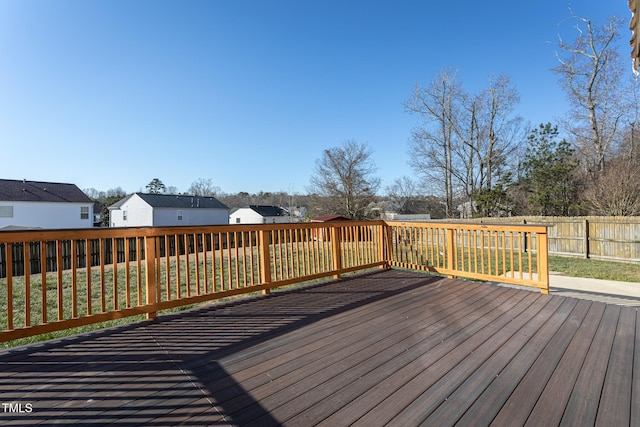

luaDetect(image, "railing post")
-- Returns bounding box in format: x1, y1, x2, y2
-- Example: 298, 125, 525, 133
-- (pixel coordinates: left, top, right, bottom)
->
380, 222, 391, 268
446, 228, 457, 278
537, 229, 550, 294
144, 234, 158, 319
583, 219, 590, 259
259, 229, 272, 295
331, 226, 342, 279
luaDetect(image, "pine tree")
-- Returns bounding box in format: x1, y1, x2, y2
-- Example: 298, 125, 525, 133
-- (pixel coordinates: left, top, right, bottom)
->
520, 123, 578, 215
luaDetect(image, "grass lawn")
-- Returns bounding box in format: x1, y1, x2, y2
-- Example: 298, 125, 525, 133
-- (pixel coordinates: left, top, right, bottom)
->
549, 256, 640, 282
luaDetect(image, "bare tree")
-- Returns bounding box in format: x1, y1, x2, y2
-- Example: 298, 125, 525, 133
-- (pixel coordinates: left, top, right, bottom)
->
619, 77, 640, 160
188, 178, 220, 197
404, 68, 462, 217
308, 140, 380, 220
553, 10, 626, 175
385, 176, 419, 213
584, 157, 640, 215
475, 74, 524, 191
404, 69, 523, 217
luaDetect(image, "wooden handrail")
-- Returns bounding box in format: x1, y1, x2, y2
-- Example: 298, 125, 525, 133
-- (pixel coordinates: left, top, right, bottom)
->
0, 220, 550, 343
385, 221, 550, 292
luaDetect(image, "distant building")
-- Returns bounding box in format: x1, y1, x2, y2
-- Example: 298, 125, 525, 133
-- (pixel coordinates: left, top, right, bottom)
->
311, 214, 351, 222
382, 199, 436, 221
390, 214, 432, 222
310, 214, 352, 240
0, 179, 94, 230
108, 193, 229, 227
230, 205, 299, 224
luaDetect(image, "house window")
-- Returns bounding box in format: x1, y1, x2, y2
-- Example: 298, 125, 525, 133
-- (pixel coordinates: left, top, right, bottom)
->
123, 210, 128, 221
80, 206, 89, 219
177, 210, 183, 221
236, 218, 241, 224
0, 206, 13, 218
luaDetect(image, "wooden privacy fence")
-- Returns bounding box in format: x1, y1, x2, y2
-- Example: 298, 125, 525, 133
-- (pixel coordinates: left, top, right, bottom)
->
460, 216, 640, 263
0, 221, 549, 342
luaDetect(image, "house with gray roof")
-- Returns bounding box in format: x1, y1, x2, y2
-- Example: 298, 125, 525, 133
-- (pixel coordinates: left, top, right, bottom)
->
108, 193, 229, 227
0, 179, 94, 230
229, 205, 299, 224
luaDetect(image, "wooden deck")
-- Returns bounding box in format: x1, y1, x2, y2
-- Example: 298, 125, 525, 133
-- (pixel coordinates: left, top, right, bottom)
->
0, 269, 638, 426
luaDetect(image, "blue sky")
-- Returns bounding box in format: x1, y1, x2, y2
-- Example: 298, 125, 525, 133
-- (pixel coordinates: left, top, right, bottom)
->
0, 1, 633, 195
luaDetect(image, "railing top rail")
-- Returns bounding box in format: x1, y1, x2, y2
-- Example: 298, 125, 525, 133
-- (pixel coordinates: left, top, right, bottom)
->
0, 220, 388, 243
385, 221, 549, 233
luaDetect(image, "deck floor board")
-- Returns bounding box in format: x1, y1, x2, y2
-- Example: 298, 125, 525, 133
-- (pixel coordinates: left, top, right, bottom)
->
0, 269, 637, 426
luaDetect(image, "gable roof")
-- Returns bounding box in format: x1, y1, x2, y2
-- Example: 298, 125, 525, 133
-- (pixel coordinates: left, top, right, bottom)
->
0, 179, 92, 203
111, 193, 228, 210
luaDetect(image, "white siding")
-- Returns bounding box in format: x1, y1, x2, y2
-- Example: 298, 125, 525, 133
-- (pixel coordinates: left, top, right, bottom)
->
110, 195, 153, 227
230, 208, 294, 224
110, 194, 229, 227
0, 201, 94, 229
230, 209, 265, 224
153, 208, 228, 226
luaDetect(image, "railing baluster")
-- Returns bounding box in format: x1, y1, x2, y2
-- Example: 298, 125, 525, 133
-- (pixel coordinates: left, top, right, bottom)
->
124, 237, 131, 308
85, 239, 91, 316
184, 234, 191, 297
6, 243, 13, 330
40, 242, 47, 324
99, 238, 106, 313
56, 240, 63, 321
175, 234, 181, 298
136, 237, 143, 306
202, 233, 209, 294
233, 231, 240, 287
24, 242, 30, 327
226, 232, 233, 290
112, 238, 118, 311
195, 234, 201, 295
528, 232, 533, 279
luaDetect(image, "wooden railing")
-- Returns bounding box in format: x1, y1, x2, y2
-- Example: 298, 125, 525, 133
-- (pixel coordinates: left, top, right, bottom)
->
0, 221, 548, 342
386, 221, 549, 293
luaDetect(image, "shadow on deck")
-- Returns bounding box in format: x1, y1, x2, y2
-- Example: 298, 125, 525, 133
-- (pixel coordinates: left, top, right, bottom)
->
0, 269, 638, 426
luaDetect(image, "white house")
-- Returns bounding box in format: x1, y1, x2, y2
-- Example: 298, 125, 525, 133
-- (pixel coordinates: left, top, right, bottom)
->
0, 179, 94, 230
108, 193, 229, 227
230, 205, 298, 224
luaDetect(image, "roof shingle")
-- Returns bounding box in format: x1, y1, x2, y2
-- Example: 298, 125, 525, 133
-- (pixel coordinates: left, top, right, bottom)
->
134, 193, 228, 210
0, 179, 92, 203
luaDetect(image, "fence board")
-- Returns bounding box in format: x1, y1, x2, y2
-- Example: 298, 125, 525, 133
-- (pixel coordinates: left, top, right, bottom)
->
447, 217, 640, 263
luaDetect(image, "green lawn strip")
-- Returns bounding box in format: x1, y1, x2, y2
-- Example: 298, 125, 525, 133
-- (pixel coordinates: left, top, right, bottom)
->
549, 256, 640, 283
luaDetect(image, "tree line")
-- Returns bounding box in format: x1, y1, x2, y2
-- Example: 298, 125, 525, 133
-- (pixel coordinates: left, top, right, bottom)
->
401, 10, 639, 217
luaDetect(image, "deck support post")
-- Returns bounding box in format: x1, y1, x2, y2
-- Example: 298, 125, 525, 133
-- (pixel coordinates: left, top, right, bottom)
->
583, 219, 590, 259
259, 229, 272, 295
538, 230, 550, 294
381, 223, 391, 268
144, 234, 158, 319
446, 228, 457, 278
331, 226, 342, 279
